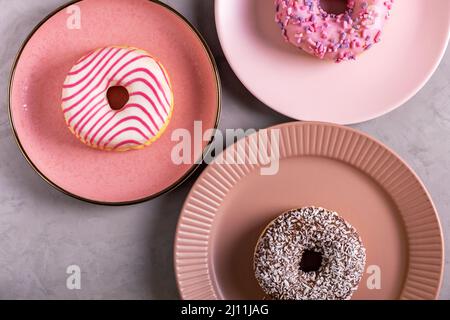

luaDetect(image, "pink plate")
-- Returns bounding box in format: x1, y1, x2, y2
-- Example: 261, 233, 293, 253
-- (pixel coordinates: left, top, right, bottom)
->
175, 122, 443, 300
215, 0, 450, 124
9, 0, 220, 205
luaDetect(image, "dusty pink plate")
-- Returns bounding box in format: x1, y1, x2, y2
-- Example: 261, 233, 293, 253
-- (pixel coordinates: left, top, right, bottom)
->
175, 122, 443, 300
215, 0, 450, 124
9, 0, 220, 205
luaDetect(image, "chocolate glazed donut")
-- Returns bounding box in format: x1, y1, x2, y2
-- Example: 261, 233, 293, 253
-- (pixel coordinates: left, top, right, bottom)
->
254, 207, 366, 300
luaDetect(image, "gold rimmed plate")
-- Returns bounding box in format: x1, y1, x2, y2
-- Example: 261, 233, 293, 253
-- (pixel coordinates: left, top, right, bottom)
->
9, 0, 221, 205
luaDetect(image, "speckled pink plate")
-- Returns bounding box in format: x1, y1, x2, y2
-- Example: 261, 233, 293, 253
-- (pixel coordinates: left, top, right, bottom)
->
215, 0, 450, 124
9, 0, 220, 205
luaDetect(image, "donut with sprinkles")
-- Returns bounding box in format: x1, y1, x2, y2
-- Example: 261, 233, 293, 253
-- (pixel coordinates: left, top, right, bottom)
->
275, 0, 394, 62
254, 207, 366, 300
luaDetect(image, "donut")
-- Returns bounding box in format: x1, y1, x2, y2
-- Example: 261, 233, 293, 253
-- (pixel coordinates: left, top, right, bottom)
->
275, 0, 394, 62
62, 46, 174, 151
254, 207, 366, 300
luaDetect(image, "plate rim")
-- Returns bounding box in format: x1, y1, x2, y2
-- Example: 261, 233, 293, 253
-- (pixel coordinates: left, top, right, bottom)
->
214, 0, 450, 125
8, 0, 222, 206
174, 121, 444, 300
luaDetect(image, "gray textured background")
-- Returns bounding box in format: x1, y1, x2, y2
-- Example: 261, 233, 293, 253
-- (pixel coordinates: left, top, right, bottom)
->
0, 0, 449, 299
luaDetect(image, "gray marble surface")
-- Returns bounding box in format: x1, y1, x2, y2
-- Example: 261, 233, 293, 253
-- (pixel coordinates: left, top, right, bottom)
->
0, 0, 448, 299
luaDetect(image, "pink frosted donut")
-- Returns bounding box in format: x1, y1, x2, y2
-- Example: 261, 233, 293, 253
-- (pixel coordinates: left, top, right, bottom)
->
62, 46, 174, 151
275, 0, 394, 62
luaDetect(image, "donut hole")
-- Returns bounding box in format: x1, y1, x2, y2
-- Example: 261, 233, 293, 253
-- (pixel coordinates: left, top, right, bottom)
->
107, 86, 129, 111
300, 250, 323, 273
319, 0, 348, 15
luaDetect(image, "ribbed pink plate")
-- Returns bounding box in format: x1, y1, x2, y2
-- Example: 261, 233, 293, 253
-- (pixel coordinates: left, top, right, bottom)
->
215, 0, 450, 124
175, 122, 443, 300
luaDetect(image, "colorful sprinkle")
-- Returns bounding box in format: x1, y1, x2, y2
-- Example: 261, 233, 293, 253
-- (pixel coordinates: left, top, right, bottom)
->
274, 0, 394, 63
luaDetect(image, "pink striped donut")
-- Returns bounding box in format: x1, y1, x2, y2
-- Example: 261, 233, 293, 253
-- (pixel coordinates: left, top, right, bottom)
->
275, 0, 394, 62
62, 46, 174, 151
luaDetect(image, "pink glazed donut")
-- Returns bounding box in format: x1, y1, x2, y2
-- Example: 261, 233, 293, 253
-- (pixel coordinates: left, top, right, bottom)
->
275, 0, 394, 62
62, 46, 174, 152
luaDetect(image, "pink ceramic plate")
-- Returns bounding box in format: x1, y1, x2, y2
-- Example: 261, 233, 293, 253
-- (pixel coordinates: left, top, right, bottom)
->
175, 122, 443, 300
9, 0, 220, 205
215, 0, 450, 124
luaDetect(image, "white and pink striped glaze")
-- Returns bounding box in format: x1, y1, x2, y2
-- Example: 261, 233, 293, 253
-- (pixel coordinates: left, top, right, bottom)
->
61, 46, 174, 151
275, 0, 394, 62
